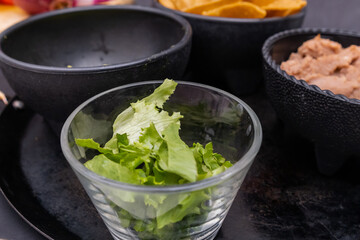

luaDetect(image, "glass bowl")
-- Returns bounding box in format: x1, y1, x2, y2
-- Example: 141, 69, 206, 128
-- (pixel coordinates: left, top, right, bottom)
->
60, 81, 262, 240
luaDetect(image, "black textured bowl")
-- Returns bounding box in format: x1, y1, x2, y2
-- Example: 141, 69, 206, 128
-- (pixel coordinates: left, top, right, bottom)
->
262, 28, 360, 175
0, 5, 192, 122
154, 0, 305, 95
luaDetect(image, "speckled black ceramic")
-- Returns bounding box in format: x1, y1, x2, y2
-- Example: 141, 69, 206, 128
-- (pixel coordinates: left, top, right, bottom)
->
262, 28, 360, 175
0, 5, 192, 122
154, 1, 305, 95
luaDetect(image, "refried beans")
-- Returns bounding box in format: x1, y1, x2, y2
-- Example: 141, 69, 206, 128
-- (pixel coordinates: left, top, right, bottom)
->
280, 34, 360, 99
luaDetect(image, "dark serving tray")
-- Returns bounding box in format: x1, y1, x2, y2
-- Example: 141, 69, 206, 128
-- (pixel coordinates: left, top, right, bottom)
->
1, 94, 360, 240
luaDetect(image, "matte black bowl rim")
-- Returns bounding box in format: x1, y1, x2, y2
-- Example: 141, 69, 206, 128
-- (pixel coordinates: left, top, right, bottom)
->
154, 0, 306, 23
262, 27, 360, 105
0, 5, 192, 74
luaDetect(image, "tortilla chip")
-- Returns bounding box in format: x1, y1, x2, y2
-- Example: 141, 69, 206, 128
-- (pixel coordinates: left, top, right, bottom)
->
174, 0, 214, 10
159, 0, 306, 18
244, 0, 275, 7
159, 0, 177, 9
203, 2, 266, 18
184, 0, 243, 14
265, 7, 302, 17
262, 0, 306, 11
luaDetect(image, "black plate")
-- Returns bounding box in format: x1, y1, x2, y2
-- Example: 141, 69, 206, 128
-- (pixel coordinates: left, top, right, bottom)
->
1, 95, 360, 240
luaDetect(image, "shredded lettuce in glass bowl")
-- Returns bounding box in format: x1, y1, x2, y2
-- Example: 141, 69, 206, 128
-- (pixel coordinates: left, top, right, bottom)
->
61, 79, 262, 240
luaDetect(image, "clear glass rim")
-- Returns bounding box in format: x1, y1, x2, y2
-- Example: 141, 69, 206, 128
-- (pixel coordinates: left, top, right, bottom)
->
60, 80, 263, 193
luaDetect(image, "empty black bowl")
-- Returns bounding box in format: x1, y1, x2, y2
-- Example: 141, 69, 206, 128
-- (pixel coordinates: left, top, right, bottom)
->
262, 28, 360, 175
0, 5, 192, 122
154, 1, 305, 95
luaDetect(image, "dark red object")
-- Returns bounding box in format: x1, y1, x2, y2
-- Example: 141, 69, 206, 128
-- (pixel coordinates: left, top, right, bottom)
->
13, 0, 51, 14
0, 0, 14, 5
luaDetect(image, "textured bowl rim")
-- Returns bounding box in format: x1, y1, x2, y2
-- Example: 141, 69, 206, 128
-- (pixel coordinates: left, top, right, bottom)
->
0, 5, 192, 74
60, 80, 263, 193
154, 0, 306, 23
262, 27, 360, 105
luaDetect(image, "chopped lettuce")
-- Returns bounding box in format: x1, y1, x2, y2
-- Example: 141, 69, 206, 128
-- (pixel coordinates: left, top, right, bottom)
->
156, 191, 210, 229
107, 79, 182, 148
84, 154, 142, 184
158, 123, 197, 182
75, 79, 233, 239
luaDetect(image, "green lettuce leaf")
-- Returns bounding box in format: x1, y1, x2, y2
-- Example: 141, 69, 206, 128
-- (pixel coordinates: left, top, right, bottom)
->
113, 101, 182, 144
104, 79, 182, 150
191, 142, 233, 180
75, 138, 112, 154
112, 79, 177, 134
156, 191, 210, 229
158, 123, 197, 182
84, 154, 141, 184
138, 122, 163, 152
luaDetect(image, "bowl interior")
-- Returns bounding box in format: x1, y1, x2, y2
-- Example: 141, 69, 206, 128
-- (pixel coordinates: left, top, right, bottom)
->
65, 82, 256, 168
270, 32, 360, 64
1, 7, 186, 68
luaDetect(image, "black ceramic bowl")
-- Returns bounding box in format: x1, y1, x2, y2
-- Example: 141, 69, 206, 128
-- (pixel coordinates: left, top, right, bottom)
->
154, 1, 305, 95
0, 5, 192, 122
262, 28, 360, 175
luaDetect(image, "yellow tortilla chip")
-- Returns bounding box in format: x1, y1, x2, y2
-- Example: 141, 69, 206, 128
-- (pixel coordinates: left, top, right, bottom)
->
283, 7, 303, 15
245, 0, 306, 17
203, 2, 266, 18
244, 0, 275, 7
159, 0, 305, 18
262, 0, 306, 11
174, 0, 215, 11
265, 7, 302, 17
184, 0, 243, 14
159, 0, 177, 9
